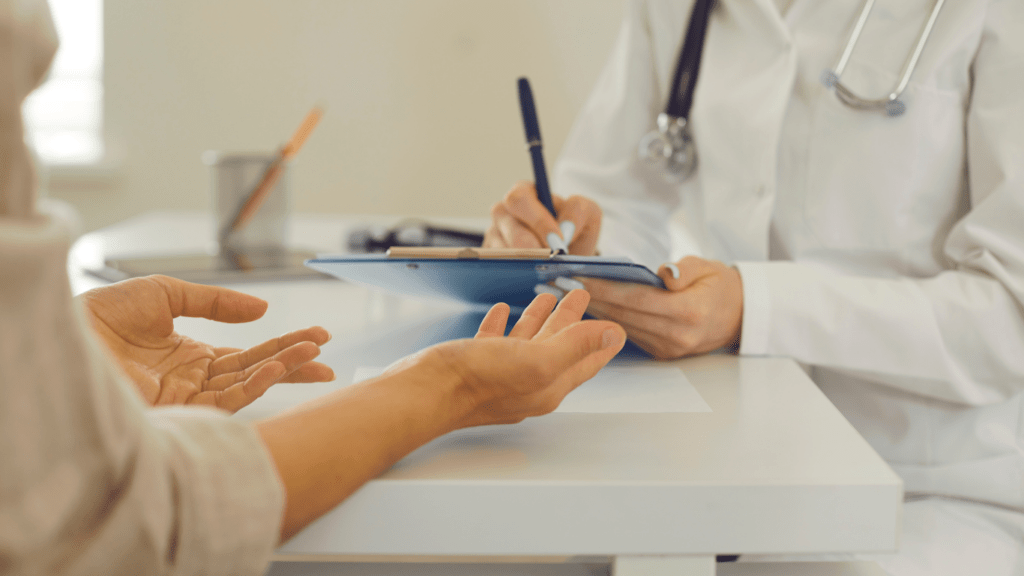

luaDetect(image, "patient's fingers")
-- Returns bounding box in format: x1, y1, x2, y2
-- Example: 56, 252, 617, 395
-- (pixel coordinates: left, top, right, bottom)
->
194, 361, 286, 413
475, 303, 512, 338
543, 320, 625, 400
213, 346, 334, 382
535, 290, 592, 339
206, 341, 321, 392
209, 326, 330, 376
279, 361, 335, 383
508, 293, 558, 339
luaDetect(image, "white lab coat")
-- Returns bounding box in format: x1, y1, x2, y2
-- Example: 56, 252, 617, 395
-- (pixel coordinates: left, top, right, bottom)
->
555, 0, 1024, 573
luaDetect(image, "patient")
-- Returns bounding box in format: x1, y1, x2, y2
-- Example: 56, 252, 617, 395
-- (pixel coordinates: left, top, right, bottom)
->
0, 2, 626, 574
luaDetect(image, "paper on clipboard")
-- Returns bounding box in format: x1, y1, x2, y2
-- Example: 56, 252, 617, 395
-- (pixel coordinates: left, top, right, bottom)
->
306, 247, 666, 309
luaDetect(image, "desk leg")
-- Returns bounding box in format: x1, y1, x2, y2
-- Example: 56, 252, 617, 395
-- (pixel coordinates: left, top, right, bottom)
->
612, 555, 716, 576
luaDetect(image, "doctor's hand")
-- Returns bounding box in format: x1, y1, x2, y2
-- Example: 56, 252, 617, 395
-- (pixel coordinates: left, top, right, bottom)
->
484, 180, 602, 256
579, 256, 743, 360
79, 275, 335, 412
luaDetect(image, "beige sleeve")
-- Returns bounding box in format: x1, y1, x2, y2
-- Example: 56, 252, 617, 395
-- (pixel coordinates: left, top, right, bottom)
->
0, 0, 56, 218
0, 0, 284, 565
0, 211, 285, 576
0, 1, 284, 571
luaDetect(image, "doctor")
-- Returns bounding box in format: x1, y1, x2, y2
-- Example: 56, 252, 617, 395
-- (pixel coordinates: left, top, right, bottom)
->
485, 0, 1024, 573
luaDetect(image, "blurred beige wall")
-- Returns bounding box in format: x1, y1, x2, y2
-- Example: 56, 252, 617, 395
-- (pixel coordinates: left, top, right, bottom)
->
46, 0, 625, 232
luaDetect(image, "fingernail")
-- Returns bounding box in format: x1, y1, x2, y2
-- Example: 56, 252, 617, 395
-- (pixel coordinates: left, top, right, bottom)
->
602, 328, 623, 349
662, 263, 680, 279
324, 330, 332, 342
553, 276, 585, 292
534, 283, 565, 299
546, 232, 568, 254
559, 221, 576, 244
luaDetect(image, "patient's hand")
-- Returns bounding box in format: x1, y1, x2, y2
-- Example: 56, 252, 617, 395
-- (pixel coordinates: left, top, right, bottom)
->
78, 275, 334, 412
421, 290, 625, 428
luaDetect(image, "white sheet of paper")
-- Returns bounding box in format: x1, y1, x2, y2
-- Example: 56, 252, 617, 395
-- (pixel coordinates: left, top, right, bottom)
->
352, 364, 710, 414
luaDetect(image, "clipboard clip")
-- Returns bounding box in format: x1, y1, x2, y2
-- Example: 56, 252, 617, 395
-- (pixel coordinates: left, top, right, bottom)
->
386, 247, 557, 260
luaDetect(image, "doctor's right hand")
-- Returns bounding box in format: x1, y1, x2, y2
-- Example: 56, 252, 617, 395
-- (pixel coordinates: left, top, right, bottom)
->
484, 180, 603, 256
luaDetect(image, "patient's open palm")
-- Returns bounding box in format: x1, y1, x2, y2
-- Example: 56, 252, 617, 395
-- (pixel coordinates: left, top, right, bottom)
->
79, 275, 334, 412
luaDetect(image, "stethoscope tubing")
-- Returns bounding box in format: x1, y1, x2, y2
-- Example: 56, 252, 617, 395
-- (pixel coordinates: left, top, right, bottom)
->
636, 0, 715, 182
642, 0, 948, 182
665, 0, 716, 120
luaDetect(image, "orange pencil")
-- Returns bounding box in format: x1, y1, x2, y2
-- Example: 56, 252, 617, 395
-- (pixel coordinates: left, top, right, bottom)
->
225, 106, 323, 236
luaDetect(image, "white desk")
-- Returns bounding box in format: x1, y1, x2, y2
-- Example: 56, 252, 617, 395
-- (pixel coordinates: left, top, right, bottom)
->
70, 212, 903, 576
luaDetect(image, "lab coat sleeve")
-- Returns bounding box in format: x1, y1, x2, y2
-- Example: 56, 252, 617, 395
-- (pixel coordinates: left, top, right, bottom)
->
737, 0, 1024, 406
0, 212, 285, 576
554, 0, 694, 269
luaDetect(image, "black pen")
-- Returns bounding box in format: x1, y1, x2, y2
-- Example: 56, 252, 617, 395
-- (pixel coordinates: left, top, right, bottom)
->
517, 77, 557, 219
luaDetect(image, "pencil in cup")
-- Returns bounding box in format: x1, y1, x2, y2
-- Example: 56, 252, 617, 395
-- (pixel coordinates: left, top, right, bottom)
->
209, 153, 291, 251
222, 107, 324, 239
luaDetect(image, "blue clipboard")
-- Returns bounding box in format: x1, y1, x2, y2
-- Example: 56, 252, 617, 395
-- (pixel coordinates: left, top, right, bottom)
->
306, 247, 665, 309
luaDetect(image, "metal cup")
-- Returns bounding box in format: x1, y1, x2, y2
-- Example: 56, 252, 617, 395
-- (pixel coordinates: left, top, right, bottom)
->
203, 151, 289, 254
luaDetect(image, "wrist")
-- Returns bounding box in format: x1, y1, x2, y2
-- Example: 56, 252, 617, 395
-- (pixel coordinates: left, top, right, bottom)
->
377, 345, 476, 436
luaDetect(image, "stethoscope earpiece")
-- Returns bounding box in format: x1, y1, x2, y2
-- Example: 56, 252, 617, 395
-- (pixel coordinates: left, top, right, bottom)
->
820, 70, 840, 89
885, 100, 907, 117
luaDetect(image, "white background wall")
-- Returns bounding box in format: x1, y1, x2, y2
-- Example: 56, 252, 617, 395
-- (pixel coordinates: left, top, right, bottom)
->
46, 0, 626, 232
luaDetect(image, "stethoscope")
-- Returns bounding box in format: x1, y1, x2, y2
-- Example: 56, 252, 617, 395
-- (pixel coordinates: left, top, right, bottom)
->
638, 0, 947, 182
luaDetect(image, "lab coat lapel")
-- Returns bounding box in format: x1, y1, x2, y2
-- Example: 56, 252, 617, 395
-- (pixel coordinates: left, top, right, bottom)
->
690, 0, 796, 261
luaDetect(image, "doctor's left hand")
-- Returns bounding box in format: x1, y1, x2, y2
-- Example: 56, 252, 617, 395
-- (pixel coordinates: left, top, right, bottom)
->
579, 256, 743, 360
78, 275, 335, 412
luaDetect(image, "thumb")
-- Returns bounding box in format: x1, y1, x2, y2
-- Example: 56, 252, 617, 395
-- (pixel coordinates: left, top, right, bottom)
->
541, 320, 625, 398
658, 256, 713, 292
152, 275, 269, 323
553, 195, 602, 256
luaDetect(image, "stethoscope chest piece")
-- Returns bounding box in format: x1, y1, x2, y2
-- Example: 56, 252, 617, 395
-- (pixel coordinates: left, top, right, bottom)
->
638, 113, 697, 182
636, 0, 714, 183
